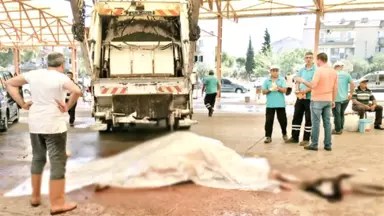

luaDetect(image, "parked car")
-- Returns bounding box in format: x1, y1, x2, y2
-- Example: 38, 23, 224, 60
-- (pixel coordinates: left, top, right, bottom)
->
354, 71, 384, 92
221, 78, 249, 93
0, 71, 21, 132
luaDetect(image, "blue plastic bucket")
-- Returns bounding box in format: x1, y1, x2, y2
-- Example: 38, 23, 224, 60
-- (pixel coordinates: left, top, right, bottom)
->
359, 119, 372, 133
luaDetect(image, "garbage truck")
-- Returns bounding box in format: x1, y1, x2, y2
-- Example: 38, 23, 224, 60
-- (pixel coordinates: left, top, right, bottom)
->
70, 0, 201, 132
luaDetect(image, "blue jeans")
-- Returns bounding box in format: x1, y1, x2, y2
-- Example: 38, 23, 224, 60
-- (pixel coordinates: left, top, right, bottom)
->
310, 101, 332, 148
332, 100, 349, 132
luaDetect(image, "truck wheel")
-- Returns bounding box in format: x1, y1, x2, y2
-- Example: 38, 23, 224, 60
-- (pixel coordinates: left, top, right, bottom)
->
14, 109, 20, 123
99, 121, 112, 133
0, 116, 8, 132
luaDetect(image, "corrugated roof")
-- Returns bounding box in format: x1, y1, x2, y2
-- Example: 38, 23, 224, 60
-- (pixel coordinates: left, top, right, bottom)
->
199, 0, 384, 21
0, 0, 74, 48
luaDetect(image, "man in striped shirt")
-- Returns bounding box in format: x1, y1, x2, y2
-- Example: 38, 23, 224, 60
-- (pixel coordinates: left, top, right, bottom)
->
352, 79, 383, 130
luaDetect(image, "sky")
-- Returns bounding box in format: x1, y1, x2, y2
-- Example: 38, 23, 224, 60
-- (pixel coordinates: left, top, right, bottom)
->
32, 0, 384, 57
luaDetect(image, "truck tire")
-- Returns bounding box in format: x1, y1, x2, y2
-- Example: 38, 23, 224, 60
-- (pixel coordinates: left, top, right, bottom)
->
99, 120, 112, 133
0, 115, 8, 132
14, 109, 20, 123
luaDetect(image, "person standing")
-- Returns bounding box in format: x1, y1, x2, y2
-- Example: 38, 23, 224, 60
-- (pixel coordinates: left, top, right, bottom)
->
352, 79, 384, 130
262, 66, 288, 144
296, 53, 338, 151
332, 61, 354, 134
202, 70, 221, 117
5, 52, 82, 215
285, 72, 293, 96
286, 52, 315, 146
65, 71, 79, 127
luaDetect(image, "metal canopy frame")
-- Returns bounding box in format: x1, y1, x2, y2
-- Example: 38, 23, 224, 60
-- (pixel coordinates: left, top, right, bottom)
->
0, 0, 74, 49
199, 0, 384, 21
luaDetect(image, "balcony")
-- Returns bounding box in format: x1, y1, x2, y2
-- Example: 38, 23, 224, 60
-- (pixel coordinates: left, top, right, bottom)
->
319, 37, 355, 45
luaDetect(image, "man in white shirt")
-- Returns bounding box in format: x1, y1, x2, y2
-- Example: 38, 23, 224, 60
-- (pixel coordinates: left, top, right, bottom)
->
5, 52, 82, 215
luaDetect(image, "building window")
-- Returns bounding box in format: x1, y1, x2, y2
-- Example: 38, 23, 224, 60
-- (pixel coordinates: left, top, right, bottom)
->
345, 48, 355, 58
331, 48, 340, 56
378, 31, 384, 37
199, 56, 203, 62
194, 56, 198, 62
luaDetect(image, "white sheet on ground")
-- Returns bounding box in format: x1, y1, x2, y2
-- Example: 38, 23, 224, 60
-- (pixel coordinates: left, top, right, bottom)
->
4, 132, 280, 196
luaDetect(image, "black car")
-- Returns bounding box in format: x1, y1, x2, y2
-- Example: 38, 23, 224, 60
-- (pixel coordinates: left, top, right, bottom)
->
0, 71, 20, 132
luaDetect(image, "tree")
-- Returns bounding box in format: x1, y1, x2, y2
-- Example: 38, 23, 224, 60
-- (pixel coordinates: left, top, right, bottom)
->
261, 28, 271, 55
194, 62, 210, 79
245, 37, 255, 79
277, 49, 311, 74
0, 49, 13, 68
370, 53, 384, 72
348, 58, 370, 79
235, 57, 246, 69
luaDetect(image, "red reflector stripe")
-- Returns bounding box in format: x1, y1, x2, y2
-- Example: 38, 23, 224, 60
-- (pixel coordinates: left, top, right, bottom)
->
101, 88, 108, 94
166, 87, 173, 93
174, 86, 182, 93
168, 10, 178, 16
111, 88, 118, 94
120, 88, 127, 94
156, 10, 167, 16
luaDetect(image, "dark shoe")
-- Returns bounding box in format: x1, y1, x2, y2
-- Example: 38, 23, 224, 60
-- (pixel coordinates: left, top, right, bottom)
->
282, 135, 288, 142
324, 147, 332, 151
208, 108, 213, 117
304, 145, 318, 151
70, 123, 74, 127
285, 137, 298, 144
299, 140, 310, 146
374, 125, 384, 130
264, 137, 272, 144
332, 130, 342, 135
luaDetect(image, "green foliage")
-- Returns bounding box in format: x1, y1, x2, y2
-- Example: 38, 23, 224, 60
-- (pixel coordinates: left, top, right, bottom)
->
348, 58, 371, 79
370, 53, 384, 72
245, 37, 255, 78
261, 28, 271, 55
0, 49, 13, 68
194, 62, 210, 79
277, 48, 311, 74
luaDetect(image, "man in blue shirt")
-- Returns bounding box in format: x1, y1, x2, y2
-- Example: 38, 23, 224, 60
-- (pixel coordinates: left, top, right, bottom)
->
262, 65, 288, 144
332, 61, 354, 134
286, 52, 315, 146
202, 70, 221, 117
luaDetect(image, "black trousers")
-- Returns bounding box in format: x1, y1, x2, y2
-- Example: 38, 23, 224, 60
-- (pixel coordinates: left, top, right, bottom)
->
66, 99, 77, 124
265, 108, 287, 137
204, 93, 217, 110
291, 99, 311, 141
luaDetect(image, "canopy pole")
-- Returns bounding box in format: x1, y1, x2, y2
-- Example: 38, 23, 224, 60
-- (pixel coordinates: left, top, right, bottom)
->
216, 15, 223, 98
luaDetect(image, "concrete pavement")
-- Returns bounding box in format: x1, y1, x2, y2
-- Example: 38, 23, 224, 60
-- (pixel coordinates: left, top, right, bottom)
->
0, 103, 383, 216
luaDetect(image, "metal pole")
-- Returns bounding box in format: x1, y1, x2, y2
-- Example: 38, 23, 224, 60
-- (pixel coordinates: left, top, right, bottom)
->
71, 47, 78, 82
216, 15, 223, 98
13, 48, 20, 75
314, 10, 321, 57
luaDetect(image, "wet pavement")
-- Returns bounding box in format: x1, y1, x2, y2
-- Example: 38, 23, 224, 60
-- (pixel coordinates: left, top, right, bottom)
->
1, 102, 384, 216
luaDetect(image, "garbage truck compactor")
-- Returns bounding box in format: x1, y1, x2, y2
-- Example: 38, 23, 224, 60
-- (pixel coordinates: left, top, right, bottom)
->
75, 0, 200, 132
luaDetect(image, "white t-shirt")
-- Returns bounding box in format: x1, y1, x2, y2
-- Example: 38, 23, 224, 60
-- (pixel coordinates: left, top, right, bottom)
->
22, 69, 71, 134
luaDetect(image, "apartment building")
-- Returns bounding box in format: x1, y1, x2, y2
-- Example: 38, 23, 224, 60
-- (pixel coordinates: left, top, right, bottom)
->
194, 31, 217, 70
303, 18, 384, 63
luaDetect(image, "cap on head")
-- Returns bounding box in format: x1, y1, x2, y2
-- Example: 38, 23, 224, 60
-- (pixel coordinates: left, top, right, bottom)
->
270, 65, 279, 71
333, 61, 344, 68
360, 79, 369, 83
208, 70, 214, 75
66, 71, 73, 75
